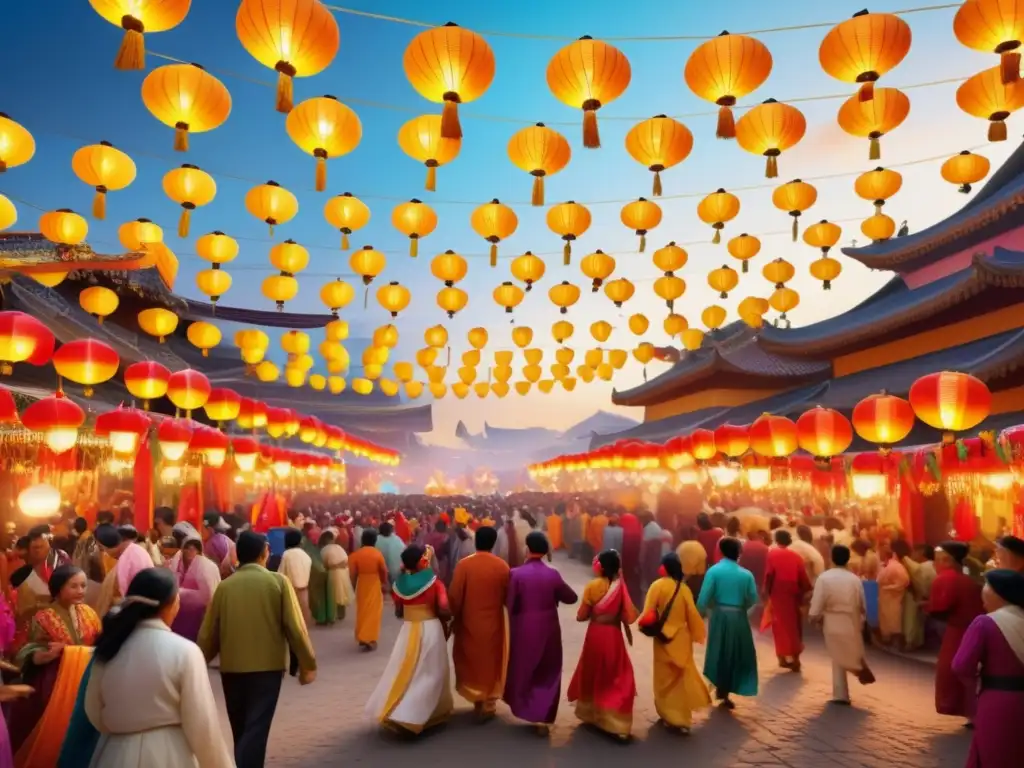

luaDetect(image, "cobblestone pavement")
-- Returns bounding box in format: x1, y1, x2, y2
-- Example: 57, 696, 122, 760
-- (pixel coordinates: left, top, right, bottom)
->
209, 554, 972, 768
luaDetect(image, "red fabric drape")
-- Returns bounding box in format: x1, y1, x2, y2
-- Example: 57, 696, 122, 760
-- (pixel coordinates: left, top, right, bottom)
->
952, 497, 978, 542
201, 463, 230, 514
177, 481, 201, 529
133, 434, 153, 533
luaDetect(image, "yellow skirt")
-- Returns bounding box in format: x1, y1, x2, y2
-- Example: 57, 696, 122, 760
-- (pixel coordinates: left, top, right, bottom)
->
16, 645, 94, 768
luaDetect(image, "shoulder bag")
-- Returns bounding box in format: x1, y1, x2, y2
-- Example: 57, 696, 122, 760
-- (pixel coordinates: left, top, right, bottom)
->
639, 580, 682, 642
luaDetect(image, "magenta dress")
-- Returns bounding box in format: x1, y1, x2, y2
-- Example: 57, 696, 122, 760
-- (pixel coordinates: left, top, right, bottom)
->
503, 559, 578, 724
952, 614, 1024, 768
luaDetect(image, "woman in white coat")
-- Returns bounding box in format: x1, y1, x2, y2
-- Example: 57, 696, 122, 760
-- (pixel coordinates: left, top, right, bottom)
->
85, 567, 234, 768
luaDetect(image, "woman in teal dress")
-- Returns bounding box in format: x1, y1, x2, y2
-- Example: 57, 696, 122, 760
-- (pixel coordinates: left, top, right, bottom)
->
696, 537, 759, 709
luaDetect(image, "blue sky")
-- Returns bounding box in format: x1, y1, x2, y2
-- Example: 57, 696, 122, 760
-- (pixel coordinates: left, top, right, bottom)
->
1, 1, 1019, 446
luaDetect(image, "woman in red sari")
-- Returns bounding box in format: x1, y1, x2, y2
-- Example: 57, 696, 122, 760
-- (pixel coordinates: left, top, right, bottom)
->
567, 550, 638, 740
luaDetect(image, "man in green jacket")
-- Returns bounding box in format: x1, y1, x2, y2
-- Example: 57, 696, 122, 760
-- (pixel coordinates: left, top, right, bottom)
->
199, 530, 316, 768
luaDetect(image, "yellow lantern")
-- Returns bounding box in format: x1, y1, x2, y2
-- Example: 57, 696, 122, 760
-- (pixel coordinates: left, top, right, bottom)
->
40, 209, 89, 248
91, 0, 191, 69
770, 286, 800, 325
245, 181, 298, 236
235, 328, 268, 351
941, 151, 992, 194
515, 381, 531, 396
425, 325, 448, 349
538, 379, 557, 393
594, 365, 613, 382
323, 193, 370, 250
31, 272, 68, 289
392, 199, 438, 257
196, 268, 232, 307
772, 179, 818, 240
309, 374, 327, 391
452, 382, 470, 399
707, 264, 739, 299
803, 220, 843, 255
137, 307, 178, 343
608, 349, 628, 369
697, 189, 740, 244
512, 327, 533, 348
855, 167, 902, 214
511, 252, 546, 291
405, 381, 424, 399
591, 321, 612, 343
373, 324, 399, 349
494, 350, 514, 367
141, 63, 231, 151
702, 305, 727, 331
633, 342, 655, 364
430, 382, 448, 398
458, 366, 477, 385
547, 201, 591, 265
555, 347, 575, 366
652, 241, 687, 275
394, 362, 414, 382
398, 114, 460, 191
286, 95, 361, 191
580, 250, 616, 292
79, 286, 119, 324
624, 114, 694, 195
664, 313, 688, 337
282, 330, 310, 357
468, 328, 489, 350
261, 275, 298, 311
628, 314, 649, 335
837, 87, 910, 160
376, 281, 411, 318
328, 375, 346, 394
584, 348, 603, 368
0, 194, 15, 231
551, 363, 570, 380
494, 282, 525, 314
431, 250, 468, 286
551, 321, 574, 344
162, 164, 215, 237
196, 231, 238, 265
604, 277, 635, 308
620, 197, 662, 252
72, 141, 136, 220
862, 213, 896, 242
653, 275, 686, 310
548, 281, 581, 314
810, 256, 843, 290
735, 99, 806, 178
186, 321, 221, 357
471, 199, 518, 266
525, 350, 544, 368
437, 286, 468, 318
762, 258, 795, 289
352, 378, 373, 395
462, 350, 481, 368
577, 366, 595, 383
0, 114, 34, 174
681, 328, 705, 351
492, 382, 510, 398
320, 279, 355, 316
118, 218, 162, 253
350, 245, 387, 286
546, 36, 631, 148
325, 319, 349, 342
507, 123, 571, 206
255, 360, 279, 382
727, 233, 760, 273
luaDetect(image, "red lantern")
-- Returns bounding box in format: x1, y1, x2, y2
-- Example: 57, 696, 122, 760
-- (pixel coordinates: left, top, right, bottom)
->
237, 398, 268, 430
325, 425, 346, 451
124, 361, 171, 410
690, 428, 717, 461
0, 385, 19, 424
662, 435, 691, 470
850, 452, 895, 499
232, 435, 260, 471
203, 388, 242, 425
22, 393, 86, 454
299, 416, 321, 444
796, 406, 853, 462
52, 338, 120, 397
95, 406, 151, 455
908, 371, 991, 443
157, 418, 194, 461
265, 407, 291, 439
166, 369, 211, 415
0, 311, 56, 375
749, 413, 798, 458
852, 391, 915, 452
189, 426, 229, 468
714, 423, 750, 457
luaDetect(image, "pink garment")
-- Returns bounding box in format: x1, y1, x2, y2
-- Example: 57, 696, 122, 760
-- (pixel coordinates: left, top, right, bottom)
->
115, 542, 154, 597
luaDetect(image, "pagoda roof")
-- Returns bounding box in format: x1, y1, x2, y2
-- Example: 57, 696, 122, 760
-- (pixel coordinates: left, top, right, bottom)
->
844, 140, 1024, 272
612, 322, 830, 407
759, 248, 1024, 357
0, 232, 148, 273
183, 298, 336, 330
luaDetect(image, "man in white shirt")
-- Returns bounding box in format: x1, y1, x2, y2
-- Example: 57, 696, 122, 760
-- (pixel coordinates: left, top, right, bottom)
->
792, 525, 826, 586
277, 528, 313, 626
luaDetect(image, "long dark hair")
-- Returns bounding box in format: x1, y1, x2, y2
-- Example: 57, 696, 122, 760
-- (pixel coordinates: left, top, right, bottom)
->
48, 564, 83, 600
94, 567, 178, 663
597, 549, 621, 580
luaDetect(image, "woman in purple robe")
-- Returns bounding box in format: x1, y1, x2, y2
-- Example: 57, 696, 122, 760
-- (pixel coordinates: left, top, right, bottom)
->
503, 532, 578, 734
201, 513, 236, 578
952, 569, 1024, 768
171, 538, 221, 642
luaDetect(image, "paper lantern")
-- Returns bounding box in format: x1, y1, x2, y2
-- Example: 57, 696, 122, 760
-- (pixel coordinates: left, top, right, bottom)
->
154, 418, 192, 461
203, 388, 241, 425
735, 99, 806, 178
685, 32, 772, 138
471, 199, 518, 267
392, 199, 437, 257
79, 286, 119, 324
123, 361, 170, 410
810, 256, 842, 290
628, 314, 649, 335
583, 348, 602, 369
837, 87, 910, 160
349, 245, 386, 286
633, 342, 655, 364
726, 233, 760, 274
580, 250, 615, 292
762, 258, 795, 288
260, 275, 297, 311
162, 163, 215, 237
430, 382, 448, 398
697, 189, 740, 244
663, 313, 687, 338
95, 406, 151, 455
467, 328, 489, 351
0, 113, 35, 172
52, 339, 119, 397
376, 282, 411, 318
403, 22, 495, 140
286, 95, 361, 190
141, 63, 231, 151
190, 426, 229, 468
749, 413, 798, 458
803, 220, 843, 256
604, 278, 635, 308
0, 312, 54, 376
707, 265, 739, 299
954, 0, 1024, 84
236, 398, 268, 431
551, 321, 574, 344
590, 321, 612, 343
318, 279, 354, 317
681, 328, 705, 351
232, 436, 260, 472
941, 150, 992, 194
245, 181, 298, 236
236, 0, 339, 113
398, 114, 460, 192
195, 231, 238, 265
511, 252, 546, 291
797, 406, 853, 460
956, 64, 1024, 141
90, 0, 190, 70
421, 327, 447, 350
281, 331, 310, 357
166, 368, 211, 415
861, 213, 896, 242
607, 349, 628, 369
30, 272, 68, 289
437, 286, 468, 318
547, 36, 630, 148
72, 141, 136, 219
195, 268, 231, 307
769, 286, 800, 323
22, 393, 85, 454
508, 123, 571, 206
0, 194, 15, 231
714, 423, 750, 458
325, 319, 349, 343
547, 201, 591, 265
328, 376, 346, 394
855, 167, 902, 214
653, 275, 685, 310
39, 209, 88, 248
624, 115, 693, 195
323, 193, 370, 251
771, 179, 817, 240
137, 307, 178, 343
431, 250, 467, 288
548, 281, 580, 315
255, 361, 279, 382
620, 198, 662, 253
701, 305, 727, 331
235, 328, 269, 352
494, 282, 525, 314
818, 10, 911, 101
512, 327, 533, 349
852, 392, 915, 451
186, 321, 221, 357
309, 374, 327, 392
909, 371, 992, 441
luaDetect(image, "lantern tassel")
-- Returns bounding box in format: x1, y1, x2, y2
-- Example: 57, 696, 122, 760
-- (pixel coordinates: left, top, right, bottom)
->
531, 175, 544, 207
315, 156, 327, 192
409, 237, 418, 258
712, 228, 721, 245
114, 21, 145, 71
742, 261, 748, 273
425, 164, 437, 192
341, 231, 349, 250
563, 242, 571, 266
652, 171, 662, 197
716, 106, 736, 139
1002, 51, 1021, 84
582, 107, 601, 149
858, 81, 875, 102
177, 208, 191, 238
791, 217, 798, 242
202, 349, 209, 357
869, 136, 881, 161
276, 70, 294, 114
441, 98, 462, 140
989, 119, 1008, 142
639, 234, 646, 252
92, 190, 106, 220
489, 243, 497, 268
765, 154, 778, 178
174, 125, 188, 152
824, 280, 832, 290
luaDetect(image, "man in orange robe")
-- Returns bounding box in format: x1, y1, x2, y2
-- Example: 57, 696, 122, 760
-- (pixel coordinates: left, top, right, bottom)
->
587, 510, 609, 558
546, 507, 564, 551
449, 526, 510, 720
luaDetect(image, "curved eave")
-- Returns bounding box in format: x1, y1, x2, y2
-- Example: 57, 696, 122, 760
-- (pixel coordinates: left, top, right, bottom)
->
611, 351, 725, 406
183, 298, 335, 329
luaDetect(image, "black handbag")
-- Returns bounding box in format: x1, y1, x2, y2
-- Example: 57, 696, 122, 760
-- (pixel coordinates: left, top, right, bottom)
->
639, 580, 681, 641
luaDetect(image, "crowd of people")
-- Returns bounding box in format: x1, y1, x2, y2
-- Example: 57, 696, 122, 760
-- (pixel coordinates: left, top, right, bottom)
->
0, 491, 1017, 766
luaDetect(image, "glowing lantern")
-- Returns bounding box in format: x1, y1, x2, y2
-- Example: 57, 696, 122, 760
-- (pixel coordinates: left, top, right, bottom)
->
431, 382, 448, 398
320, 279, 355, 316
685, 32, 772, 139
285, 365, 306, 388
431, 250, 468, 287
141, 63, 231, 151
246, 181, 298, 236
232, 436, 260, 472
195, 268, 232, 307
803, 220, 843, 257
203, 388, 241, 426
437, 286, 468, 318
772, 179, 817, 240
634, 342, 655, 364
118, 219, 163, 254
818, 10, 911, 101
286, 95, 361, 191
957, 64, 1024, 141
236, 0, 339, 112
321, 193, 370, 251
555, 348, 574, 366
0, 312, 54, 376
584, 348, 603, 368
123, 361, 169, 410
190, 427, 229, 468
594, 365, 613, 383
547, 35, 630, 148
851, 453, 890, 499
810, 256, 843, 290
909, 371, 992, 442
166, 368, 211, 416
624, 114, 693, 195
601, 277, 635, 309
393, 362, 415, 383
261, 275, 297, 311
852, 392, 915, 451
281, 331, 310, 358
580, 250, 616, 292
162, 164, 215, 237
653, 275, 686, 310
591, 321, 612, 343
0, 194, 15, 231
941, 151, 992, 194
698, 189, 740, 244
702, 305, 727, 331
325, 320, 349, 342
328, 376, 346, 394
736, 99, 806, 178
309, 374, 327, 392
467, 328, 489, 351
796, 406, 853, 461
471, 199, 518, 267
769, 287, 800, 324
350, 245, 386, 285
154, 418, 192, 462
31, 272, 68, 289
398, 114, 460, 192
508, 123, 571, 206
727, 233, 760, 273
51, 339, 118, 397
494, 282, 525, 314
376, 282, 411, 318
90, 0, 190, 69
236, 398, 268, 431
620, 198, 662, 253
862, 213, 896, 242
738, 297, 770, 326
39, 209, 88, 249
137, 307, 178, 344
762, 258, 795, 289
255, 361, 279, 382
0, 114, 35, 172
547, 201, 591, 265
664, 313, 688, 337
548, 281, 581, 314
72, 141, 136, 220
458, 366, 477, 386
196, 231, 238, 265
512, 327, 533, 348
837, 87, 909, 160
494, 350, 514, 367
687, 429, 715, 462
608, 349, 628, 369
372, 324, 398, 349
551, 321, 574, 344
714, 423, 750, 458
392, 199, 437, 258
79, 286, 119, 324
424, 326, 448, 349
855, 167, 902, 214
707, 265, 739, 299
511, 252, 546, 291
22, 393, 85, 454
186, 321, 221, 357
15, 483, 58, 518
954, 0, 1024, 85
749, 413, 798, 458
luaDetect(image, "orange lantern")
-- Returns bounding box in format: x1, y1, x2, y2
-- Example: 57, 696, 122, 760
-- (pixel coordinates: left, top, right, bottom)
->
166, 368, 211, 416
862, 213, 896, 242
71, 141, 136, 220
735, 99, 806, 178
507, 123, 571, 206
437, 286, 468, 319
604, 277, 635, 308
162, 163, 216, 237
701, 305, 727, 331
350, 245, 386, 286
232, 436, 260, 471
39, 209, 88, 250
471, 199, 518, 267
392, 199, 437, 257
236, 398, 268, 431
494, 282, 525, 314
818, 10, 911, 101
624, 115, 693, 195
707, 264, 739, 299
855, 167, 902, 214
941, 151, 992, 194
837, 87, 910, 160
956, 64, 1024, 141
323, 193, 370, 250
762, 257, 795, 288
690, 428, 717, 461
196, 231, 238, 265
548, 281, 581, 314
123, 360, 170, 410
398, 114, 460, 192
772, 179, 817, 240
286, 95, 362, 191
547, 201, 591, 265
727, 233, 760, 273
377, 281, 412, 318
908, 371, 992, 442
52, 339, 119, 397
245, 180, 298, 236
78, 286, 119, 324
190, 426, 229, 468
90, 0, 191, 69
580, 250, 616, 292
714, 423, 750, 458
749, 413, 798, 458
95, 406, 150, 456
157, 418, 193, 461
954, 0, 1024, 84
511, 252, 546, 291
620, 198, 662, 252
22, 393, 85, 454
852, 392, 916, 452
769, 286, 800, 325
0, 311, 54, 375
796, 406, 853, 461
685, 32, 773, 139
141, 63, 231, 151
547, 36, 630, 148
803, 220, 842, 255
810, 256, 843, 290
203, 387, 242, 426
697, 189, 740, 244
137, 307, 178, 343
320, 279, 355, 316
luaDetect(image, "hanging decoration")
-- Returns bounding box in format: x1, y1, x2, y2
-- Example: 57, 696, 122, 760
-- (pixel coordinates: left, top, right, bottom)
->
471, 199, 518, 267
620, 197, 662, 252
547, 35, 630, 148
79, 286, 119, 324
726, 233, 760, 273
141, 63, 231, 151
392, 199, 438, 257
52, 338, 119, 397
580, 250, 615, 292
437, 286, 468, 318
494, 282, 525, 314
40, 210, 89, 253
908, 371, 992, 443
398, 114, 461, 192
511, 252, 545, 292
323, 193, 370, 250
852, 391, 915, 453
286, 95, 362, 191
91, 0, 191, 70
245, 181, 298, 236
431, 250, 468, 287
697, 189, 740, 244
377, 282, 412, 318
837, 87, 910, 160
941, 151, 991, 193
186, 321, 221, 357
735, 98, 806, 178
707, 264, 739, 299
955, 65, 1024, 141
685, 31, 773, 139
855, 167, 902, 215
123, 361, 170, 410
547, 201, 591, 265
548, 281, 581, 314
71, 141, 136, 220
818, 10, 911, 102
624, 115, 694, 195
137, 307, 178, 343
628, 314, 649, 335
953, 0, 1024, 84
507, 123, 571, 206
162, 164, 215, 237
772, 179, 817, 240
320, 279, 355, 316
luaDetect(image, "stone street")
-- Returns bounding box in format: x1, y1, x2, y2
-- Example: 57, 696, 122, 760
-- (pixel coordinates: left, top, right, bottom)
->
209, 555, 972, 767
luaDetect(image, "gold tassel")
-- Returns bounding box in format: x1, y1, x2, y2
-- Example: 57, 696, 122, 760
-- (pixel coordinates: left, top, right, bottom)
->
858, 80, 875, 102
97, 316, 104, 325
178, 209, 191, 238
441, 99, 462, 140
114, 26, 145, 71
490, 243, 497, 267
716, 106, 736, 139
1002, 51, 1021, 84
652, 171, 662, 197
425, 164, 437, 192
869, 136, 881, 161
174, 126, 188, 152
765, 154, 778, 178
276, 71, 294, 114
582, 109, 600, 149
92, 190, 106, 220
268, 223, 275, 237
531, 175, 544, 207
989, 119, 1008, 142
874, 202, 883, 215
712, 228, 721, 245
203, 349, 209, 357
742, 261, 748, 273
639, 234, 646, 252
410, 238, 418, 257
791, 217, 798, 242
341, 231, 349, 250
315, 156, 327, 192
563, 242, 570, 266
